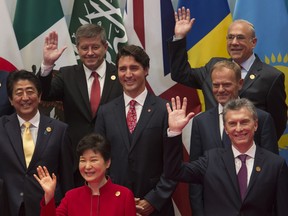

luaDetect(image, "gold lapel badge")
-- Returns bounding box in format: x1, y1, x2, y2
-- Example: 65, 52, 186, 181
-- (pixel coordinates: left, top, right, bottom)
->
255, 166, 261, 172
111, 75, 116, 80
46, 127, 52, 133
115, 191, 121, 197
249, 74, 255, 80
148, 109, 151, 112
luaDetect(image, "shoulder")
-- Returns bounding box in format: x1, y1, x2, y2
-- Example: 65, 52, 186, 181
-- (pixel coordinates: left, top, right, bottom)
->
60, 64, 83, 73
40, 114, 68, 128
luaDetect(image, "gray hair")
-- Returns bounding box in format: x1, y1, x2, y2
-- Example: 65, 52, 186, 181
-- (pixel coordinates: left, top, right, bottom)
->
75, 24, 107, 46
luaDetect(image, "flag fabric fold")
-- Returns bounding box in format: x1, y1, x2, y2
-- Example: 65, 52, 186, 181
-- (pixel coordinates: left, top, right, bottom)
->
0, 0, 23, 72
233, 0, 288, 162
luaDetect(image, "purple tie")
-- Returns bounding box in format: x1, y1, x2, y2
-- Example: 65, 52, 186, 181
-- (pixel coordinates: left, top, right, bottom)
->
237, 154, 248, 200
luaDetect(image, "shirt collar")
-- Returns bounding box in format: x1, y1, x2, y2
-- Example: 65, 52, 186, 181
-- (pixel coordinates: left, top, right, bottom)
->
238, 53, 256, 72
232, 142, 256, 159
124, 88, 148, 107
18, 110, 40, 128
84, 60, 106, 80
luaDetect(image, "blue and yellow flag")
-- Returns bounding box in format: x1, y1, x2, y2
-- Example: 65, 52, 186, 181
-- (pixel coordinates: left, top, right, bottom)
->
178, 0, 232, 111
234, 0, 288, 161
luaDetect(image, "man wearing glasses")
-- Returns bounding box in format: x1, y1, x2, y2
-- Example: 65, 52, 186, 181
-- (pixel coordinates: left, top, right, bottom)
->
167, 7, 286, 142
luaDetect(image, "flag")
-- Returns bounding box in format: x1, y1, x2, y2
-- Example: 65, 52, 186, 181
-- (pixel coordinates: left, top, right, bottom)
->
0, 0, 23, 72
233, 0, 288, 162
69, 0, 128, 64
124, 0, 202, 215
13, 0, 77, 72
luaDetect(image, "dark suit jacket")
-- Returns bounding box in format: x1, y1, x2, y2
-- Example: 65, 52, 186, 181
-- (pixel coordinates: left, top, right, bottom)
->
0, 113, 74, 216
165, 135, 288, 216
189, 106, 278, 215
168, 38, 287, 139
95, 93, 177, 216
0, 71, 14, 117
39, 62, 122, 166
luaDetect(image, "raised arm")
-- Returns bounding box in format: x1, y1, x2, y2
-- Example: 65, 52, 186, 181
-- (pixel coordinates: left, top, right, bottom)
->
34, 166, 57, 205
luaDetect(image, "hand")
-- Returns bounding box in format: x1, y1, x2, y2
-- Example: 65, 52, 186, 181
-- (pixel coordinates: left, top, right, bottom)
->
43, 31, 67, 66
174, 7, 195, 39
135, 198, 155, 216
34, 166, 57, 204
166, 96, 194, 132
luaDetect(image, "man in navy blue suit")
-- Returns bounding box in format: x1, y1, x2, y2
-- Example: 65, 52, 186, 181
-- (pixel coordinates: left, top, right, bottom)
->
164, 97, 288, 216
189, 60, 278, 215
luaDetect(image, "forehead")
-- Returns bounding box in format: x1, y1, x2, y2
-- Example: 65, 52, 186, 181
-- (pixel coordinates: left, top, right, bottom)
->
225, 107, 253, 120
228, 22, 252, 35
118, 56, 140, 66
211, 67, 236, 81
77, 36, 103, 45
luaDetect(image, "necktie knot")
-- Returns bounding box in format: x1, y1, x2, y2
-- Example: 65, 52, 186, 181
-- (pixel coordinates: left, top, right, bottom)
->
129, 100, 136, 107
23, 122, 31, 128
238, 154, 247, 164
91, 71, 98, 78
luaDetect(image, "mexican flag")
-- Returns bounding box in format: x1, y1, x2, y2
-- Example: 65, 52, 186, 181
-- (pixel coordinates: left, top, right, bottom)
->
13, 0, 77, 72
0, 0, 23, 72
69, 0, 127, 64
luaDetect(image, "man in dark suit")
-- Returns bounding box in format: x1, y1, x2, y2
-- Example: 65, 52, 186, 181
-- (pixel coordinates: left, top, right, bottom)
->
168, 7, 287, 139
0, 70, 74, 216
38, 24, 122, 186
0, 70, 14, 116
189, 60, 278, 216
164, 97, 288, 216
95, 45, 177, 216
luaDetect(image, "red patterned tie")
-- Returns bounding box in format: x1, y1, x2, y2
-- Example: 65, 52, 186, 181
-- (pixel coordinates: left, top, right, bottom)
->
126, 100, 137, 133
90, 71, 100, 117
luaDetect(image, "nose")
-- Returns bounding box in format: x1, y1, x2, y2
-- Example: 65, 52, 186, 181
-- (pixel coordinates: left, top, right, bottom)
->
87, 47, 94, 55
218, 84, 225, 92
85, 162, 92, 169
235, 122, 242, 131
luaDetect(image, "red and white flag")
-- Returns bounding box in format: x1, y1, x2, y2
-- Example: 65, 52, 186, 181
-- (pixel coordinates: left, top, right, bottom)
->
0, 0, 23, 72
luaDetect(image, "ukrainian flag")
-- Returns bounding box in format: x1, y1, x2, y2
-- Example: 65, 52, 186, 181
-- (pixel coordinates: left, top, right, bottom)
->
234, 0, 288, 162
178, 0, 232, 111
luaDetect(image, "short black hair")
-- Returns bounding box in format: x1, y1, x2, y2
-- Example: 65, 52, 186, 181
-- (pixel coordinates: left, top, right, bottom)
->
76, 133, 111, 162
6, 70, 42, 99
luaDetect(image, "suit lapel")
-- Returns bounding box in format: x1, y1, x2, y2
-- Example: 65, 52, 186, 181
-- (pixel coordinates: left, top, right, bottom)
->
101, 62, 118, 104
5, 114, 26, 169
75, 65, 92, 120
29, 115, 53, 169
130, 93, 155, 150
239, 55, 262, 95
209, 107, 223, 148
244, 146, 264, 200
113, 96, 131, 151
221, 148, 240, 196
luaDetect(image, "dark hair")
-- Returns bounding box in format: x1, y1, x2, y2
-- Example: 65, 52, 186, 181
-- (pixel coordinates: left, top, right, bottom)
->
115, 45, 150, 70
223, 98, 258, 124
75, 24, 107, 46
6, 70, 42, 99
76, 133, 111, 162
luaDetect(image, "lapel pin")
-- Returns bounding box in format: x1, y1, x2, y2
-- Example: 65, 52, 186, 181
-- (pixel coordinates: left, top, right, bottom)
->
255, 166, 261, 172
111, 75, 116, 80
46, 127, 52, 133
147, 109, 151, 112
0, 82, 1, 88
249, 74, 255, 80
115, 191, 121, 197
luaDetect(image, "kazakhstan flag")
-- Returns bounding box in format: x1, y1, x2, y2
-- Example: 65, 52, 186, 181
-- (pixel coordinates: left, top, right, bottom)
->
234, 0, 288, 161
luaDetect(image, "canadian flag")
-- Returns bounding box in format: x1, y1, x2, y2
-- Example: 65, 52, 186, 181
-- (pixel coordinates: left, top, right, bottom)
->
0, 0, 23, 72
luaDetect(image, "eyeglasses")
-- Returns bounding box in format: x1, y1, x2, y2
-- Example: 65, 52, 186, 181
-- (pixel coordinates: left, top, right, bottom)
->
226, 34, 247, 41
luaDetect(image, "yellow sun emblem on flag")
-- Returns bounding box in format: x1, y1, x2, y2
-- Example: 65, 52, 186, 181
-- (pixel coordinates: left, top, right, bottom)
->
264, 53, 288, 151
